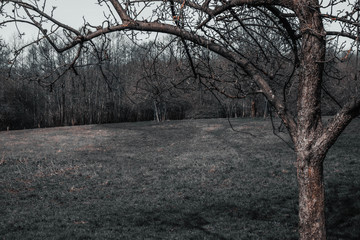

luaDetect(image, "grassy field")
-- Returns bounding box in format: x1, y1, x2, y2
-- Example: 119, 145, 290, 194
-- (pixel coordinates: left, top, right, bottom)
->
0, 118, 359, 239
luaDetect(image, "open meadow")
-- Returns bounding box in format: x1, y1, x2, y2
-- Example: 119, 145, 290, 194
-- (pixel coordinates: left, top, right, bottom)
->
1, 118, 359, 239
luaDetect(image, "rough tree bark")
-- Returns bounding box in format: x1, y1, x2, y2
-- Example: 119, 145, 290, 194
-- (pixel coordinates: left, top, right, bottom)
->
293, 1, 327, 238
297, 154, 326, 239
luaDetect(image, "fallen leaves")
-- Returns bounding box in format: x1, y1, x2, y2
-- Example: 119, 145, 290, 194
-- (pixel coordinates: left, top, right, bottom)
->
74, 221, 88, 224
69, 185, 85, 192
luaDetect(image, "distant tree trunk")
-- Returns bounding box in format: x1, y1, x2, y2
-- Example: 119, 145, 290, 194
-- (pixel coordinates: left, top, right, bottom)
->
61, 84, 66, 125
56, 89, 62, 125
33, 81, 38, 127
251, 99, 256, 118
242, 99, 246, 117
161, 102, 167, 121
154, 100, 160, 122
263, 97, 268, 119
227, 104, 231, 118
88, 93, 93, 124
198, 78, 203, 106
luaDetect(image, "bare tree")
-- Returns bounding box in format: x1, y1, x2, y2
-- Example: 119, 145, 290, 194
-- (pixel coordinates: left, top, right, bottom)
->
1, 0, 360, 239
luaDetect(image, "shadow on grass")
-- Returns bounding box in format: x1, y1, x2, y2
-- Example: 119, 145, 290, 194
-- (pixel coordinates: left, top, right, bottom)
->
325, 124, 360, 240
119, 197, 298, 240
159, 212, 229, 240
326, 179, 360, 240
125, 206, 231, 240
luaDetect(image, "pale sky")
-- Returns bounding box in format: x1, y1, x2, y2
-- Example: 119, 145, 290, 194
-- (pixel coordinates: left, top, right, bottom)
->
1, 0, 110, 41
52, 0, 110, 27
0, 0, 355, 44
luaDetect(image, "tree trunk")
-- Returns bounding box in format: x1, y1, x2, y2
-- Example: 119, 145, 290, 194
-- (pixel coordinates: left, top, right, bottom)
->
62, 86, 66, 125
154, 100, 160, 122
251, 99, 256, 118
294, 2, 327, 238
263, 97, 268, 119
297, 153, 326, 240
242, 99, 245, 117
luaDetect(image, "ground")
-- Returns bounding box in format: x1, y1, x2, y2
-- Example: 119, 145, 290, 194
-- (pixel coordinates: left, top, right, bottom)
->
0, 118, 359, 239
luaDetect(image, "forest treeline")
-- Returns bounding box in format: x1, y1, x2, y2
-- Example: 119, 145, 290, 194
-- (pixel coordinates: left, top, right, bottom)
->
0, 33, 356, 130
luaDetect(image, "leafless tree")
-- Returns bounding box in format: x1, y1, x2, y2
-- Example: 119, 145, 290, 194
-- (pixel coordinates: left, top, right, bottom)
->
1, 0, 360, 239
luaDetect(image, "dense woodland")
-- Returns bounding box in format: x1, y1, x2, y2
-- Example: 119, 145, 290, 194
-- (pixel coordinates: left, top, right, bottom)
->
0, 33, 357, 130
